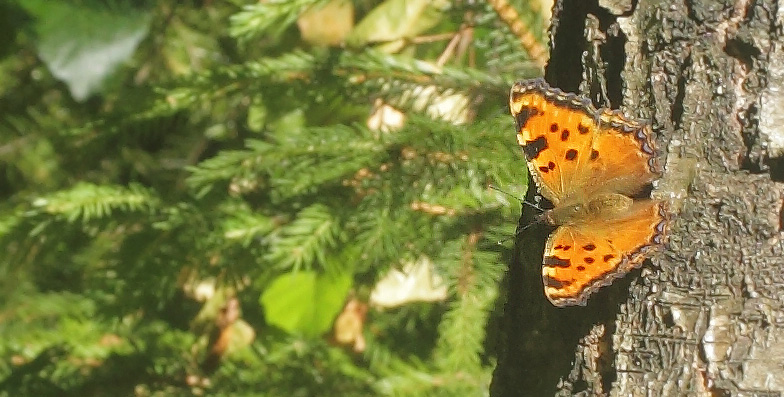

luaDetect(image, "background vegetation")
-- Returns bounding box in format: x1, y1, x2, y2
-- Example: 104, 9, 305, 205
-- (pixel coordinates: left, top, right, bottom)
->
0, 0, 547, 395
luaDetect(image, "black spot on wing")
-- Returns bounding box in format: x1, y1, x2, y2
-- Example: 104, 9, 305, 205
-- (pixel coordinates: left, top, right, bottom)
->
543, 275, 571, 288
514, 105, 544, 132
539, 161, 555, 173
544, 256, 570, 268
565, 149, 578, 160
523, 136, 548, 160
560, 129, 570, 141
578, 123, 589, 134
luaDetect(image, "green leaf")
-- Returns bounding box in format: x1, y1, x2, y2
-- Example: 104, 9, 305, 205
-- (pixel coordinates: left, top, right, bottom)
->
21, 0, 151, 101
347, 0, 447, 48
260, 271, 352, 337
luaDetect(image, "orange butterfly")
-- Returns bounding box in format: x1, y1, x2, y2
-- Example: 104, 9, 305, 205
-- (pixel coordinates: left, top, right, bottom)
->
509, 79, 669, 306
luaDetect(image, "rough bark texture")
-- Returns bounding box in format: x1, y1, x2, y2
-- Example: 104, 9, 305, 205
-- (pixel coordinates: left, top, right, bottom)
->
491, 0, 784, 395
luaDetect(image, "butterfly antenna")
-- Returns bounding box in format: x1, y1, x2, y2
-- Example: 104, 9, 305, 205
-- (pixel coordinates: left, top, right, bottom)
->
515, 219, 538, 235
488, 184, 544, 212
496, 218, 541, 245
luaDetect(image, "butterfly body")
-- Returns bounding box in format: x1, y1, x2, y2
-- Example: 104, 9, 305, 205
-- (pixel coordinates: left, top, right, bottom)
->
510, 78, 669, 307
543, 192, 633, 226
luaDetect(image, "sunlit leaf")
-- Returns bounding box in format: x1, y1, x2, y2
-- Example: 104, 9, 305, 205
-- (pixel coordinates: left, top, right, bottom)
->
21, 0, 151, 101
347, 0, 447, 48
260, 271, 352, 337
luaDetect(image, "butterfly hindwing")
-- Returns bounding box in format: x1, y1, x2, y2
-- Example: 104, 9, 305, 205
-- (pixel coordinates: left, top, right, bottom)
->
541, 201, 668, 306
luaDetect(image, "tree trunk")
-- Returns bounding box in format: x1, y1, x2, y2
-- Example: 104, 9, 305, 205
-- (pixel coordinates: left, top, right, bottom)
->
491, 0, 784, 395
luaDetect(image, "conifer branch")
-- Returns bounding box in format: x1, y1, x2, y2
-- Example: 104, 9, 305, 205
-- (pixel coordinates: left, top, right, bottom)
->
229, 0, 328, 41
223, 209, 276, 247
266, 204, 340, 272
32, 182, 159, 222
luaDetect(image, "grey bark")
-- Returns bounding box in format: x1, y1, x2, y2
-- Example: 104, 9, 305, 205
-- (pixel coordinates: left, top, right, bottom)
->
491, 0, 784, 395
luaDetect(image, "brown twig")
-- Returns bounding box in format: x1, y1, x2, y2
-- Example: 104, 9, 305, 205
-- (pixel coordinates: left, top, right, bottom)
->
487, 0, 548, 68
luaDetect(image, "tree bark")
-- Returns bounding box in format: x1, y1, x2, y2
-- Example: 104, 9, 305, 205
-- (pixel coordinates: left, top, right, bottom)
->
491, 0, 784, 395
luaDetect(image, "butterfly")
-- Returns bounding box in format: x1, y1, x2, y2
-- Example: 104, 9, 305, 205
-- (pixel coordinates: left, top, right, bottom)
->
509, 78, 669, 306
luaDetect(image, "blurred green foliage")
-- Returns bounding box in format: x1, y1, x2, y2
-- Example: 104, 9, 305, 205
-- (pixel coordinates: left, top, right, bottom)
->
0, 0, 546, 395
